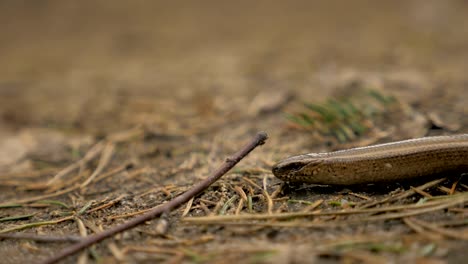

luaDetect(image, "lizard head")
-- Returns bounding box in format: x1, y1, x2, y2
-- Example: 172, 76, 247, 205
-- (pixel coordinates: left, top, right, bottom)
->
272, 154, 324, 183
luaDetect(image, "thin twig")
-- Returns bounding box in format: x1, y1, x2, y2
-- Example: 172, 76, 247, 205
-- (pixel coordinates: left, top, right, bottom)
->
40, 131, 268, 264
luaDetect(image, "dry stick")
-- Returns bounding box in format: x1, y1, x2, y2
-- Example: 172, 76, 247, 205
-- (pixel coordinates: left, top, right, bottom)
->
40, 131, 268, 264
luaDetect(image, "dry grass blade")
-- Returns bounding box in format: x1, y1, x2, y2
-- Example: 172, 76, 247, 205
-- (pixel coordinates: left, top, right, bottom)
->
338, 193, 467, 224
80, 142, 115, 188
0, 233, 81, 242
300, 199, 323, 212
219, 195, 238, 215
233, 185, 248, 201
348, 192, 371, 200
409, 218, 468, 240
243, 177, 273, 214
409, 186, 433, 198
0, 215, 75, 234
90, 163, 131, 184
181, 197, 194, 218
342, 251, 390, 264
184, 193, 468, 224
107, 208, 153, 220
0, 164, 129, 207
45, 169, 91, 193
358, 178, 446, 209
47, 141, 105, 186
108, 242, 125, 261
122, 245, 183, 256
0, 213, 35, 222
0, 184, 80, 206
315, 233, 403, 256
87, 194, 128, 213
0, 168, 58, 180
235, 198, 245, 215
0, 197, 115, 234
107, 126, 144, 143
403, 218, 443, 240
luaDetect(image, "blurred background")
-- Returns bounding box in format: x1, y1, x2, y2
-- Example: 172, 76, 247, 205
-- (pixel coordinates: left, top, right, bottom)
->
1, 0, 467, 134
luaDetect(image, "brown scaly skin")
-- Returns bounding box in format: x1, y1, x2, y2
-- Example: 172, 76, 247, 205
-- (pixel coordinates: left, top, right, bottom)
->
273, 134, 468, 185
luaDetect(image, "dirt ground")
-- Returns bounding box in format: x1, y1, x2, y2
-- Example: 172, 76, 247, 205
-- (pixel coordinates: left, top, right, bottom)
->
1, 1, 468, 263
